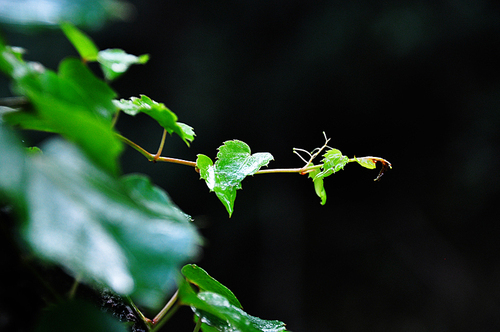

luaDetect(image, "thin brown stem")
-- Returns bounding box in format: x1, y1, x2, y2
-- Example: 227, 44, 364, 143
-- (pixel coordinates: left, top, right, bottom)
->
152, 290, 179, 325
154, 129, 168, 161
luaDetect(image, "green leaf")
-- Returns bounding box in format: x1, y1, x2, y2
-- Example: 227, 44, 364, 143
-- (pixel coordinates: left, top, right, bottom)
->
182, 264, 242, 309
313, 148, 349, 181
0, 0, 132, 30
61, 21, 100, 61
196, 140, 274, 217
97, 48, 149, 81
113, 95, 195, 146
21, 138, 201, 309
354, 156, 377, 169
308, 168, 327, 205
34, 299, 127, 332
179, 282, 287, 332
0, 124, 26, 206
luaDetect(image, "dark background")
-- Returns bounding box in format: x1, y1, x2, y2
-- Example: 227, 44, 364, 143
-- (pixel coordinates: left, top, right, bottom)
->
2, 1, 500, 331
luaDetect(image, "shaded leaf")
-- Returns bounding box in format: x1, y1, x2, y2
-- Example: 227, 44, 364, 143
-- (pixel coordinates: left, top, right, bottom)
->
97, 48, 149, 81
182, 264, 242, 308
35, 299, 127, 332
21, 138, 201, 309
196, 140, 273, 216
113, 95, 195, 146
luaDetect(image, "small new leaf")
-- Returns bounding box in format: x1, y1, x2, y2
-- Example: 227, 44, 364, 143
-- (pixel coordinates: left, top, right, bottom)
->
313, 149, 349, 181
196, 140, 274, 217
113, 95, 195, 146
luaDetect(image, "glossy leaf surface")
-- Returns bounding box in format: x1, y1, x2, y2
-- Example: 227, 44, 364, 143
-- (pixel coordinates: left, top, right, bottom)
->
313, 149, 349, 181
182, 264, 242, 308
179, 282, 287, 332
113, 95, 195, 146
18, 138, 200, 309
196, 140, 274, 216
97, 48, 149, 81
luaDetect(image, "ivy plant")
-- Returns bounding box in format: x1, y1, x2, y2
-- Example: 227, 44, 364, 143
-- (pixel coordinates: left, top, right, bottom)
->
0, 22, 391, 331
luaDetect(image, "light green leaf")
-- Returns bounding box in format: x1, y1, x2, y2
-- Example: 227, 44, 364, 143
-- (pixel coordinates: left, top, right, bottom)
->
313, 148, 349, 181
113, 95, 195, 146
97, 48, 149, 81
21, 138, 201, 309
61, 21, 99, 61
182, 264, 242, 309
179, 282, 287, 332
196, 140, 274, 217
308, 168, 327, 205
354, 156, 377, 169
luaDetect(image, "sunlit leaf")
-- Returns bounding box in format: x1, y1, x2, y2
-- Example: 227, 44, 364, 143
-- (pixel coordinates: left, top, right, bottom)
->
113, 95, 195, 146
97, 48, 149, 81
196, 140, 273, 216
354, 156, 377, 169
182, 264, 242, 309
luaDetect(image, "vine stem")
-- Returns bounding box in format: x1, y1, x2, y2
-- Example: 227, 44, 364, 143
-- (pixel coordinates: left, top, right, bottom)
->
116, 134, 382, 175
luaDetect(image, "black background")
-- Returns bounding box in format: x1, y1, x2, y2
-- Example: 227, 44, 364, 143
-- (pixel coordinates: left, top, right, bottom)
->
2, 1, 500, 331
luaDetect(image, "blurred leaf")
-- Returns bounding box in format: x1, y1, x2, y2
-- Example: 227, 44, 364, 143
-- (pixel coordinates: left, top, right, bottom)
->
121, 173, 192, 223
97, 48, 149, 81
0, 124, 26, 206
113, 95, 195, 146
196, 140, 273, 217
35, 299, 127, 332
0, 0, 133, 30
179, 282, 287, 332
182, 264, 242, 309
22, 138, 201, 309
61, 21, 99, 61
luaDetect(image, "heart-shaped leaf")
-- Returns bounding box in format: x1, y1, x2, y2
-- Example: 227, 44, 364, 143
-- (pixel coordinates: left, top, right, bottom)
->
196, 140, 274, 216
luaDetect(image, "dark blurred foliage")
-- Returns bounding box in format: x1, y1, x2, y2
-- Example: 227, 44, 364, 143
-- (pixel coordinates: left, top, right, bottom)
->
2, 1, 500, 331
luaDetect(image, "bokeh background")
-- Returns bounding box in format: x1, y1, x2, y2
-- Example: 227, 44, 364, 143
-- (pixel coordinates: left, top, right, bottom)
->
2, 1, 500, 331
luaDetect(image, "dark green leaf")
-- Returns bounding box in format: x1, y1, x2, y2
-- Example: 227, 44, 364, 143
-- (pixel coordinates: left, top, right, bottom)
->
61, 21, 99, 61
179, 283, 287, 332
182, 264, 242, 308
97, 48, 149, 81
113, 95, 195, 146
22, 138, 201, 309
196, 140, 274, 216
35, 299, 127, 332
0, 124, 26, 206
